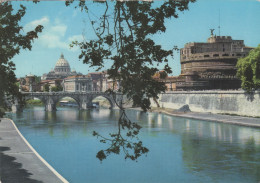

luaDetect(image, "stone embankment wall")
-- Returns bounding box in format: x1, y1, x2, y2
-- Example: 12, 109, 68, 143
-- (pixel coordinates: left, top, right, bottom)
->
151, 90, 260, 117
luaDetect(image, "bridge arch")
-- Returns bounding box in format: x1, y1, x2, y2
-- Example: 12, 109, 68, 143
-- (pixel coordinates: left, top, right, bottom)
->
23, 95, 47, 108
55, 95, 81, 109
89, 94, 115, 109
23, 96, 45, 106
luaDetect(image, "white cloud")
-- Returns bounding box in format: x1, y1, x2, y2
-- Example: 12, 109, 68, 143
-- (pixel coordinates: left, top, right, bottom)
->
50, 25, 67, 37
38, 34, 68, 49
68, 35, 84, 42
24, 16, 49, 32
25, 17, 81, 52
68, 35, 85, 51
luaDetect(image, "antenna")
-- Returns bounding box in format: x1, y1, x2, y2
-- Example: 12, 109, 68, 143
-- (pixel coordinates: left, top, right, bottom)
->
218, 9, 221, 36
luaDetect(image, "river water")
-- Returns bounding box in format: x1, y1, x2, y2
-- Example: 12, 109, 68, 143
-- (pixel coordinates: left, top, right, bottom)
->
8, 107, 260, 183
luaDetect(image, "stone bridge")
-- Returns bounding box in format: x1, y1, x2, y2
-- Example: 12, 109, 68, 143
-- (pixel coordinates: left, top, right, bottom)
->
12, 91, 123, 112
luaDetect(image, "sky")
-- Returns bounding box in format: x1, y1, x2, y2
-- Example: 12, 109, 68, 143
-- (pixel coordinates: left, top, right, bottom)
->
10, 0, 260, 78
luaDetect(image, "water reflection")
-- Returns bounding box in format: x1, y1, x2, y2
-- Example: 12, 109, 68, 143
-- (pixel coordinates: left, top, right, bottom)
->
90, 109, 111, 119
78, 110, 91, 121
181, 132, 260, 182
13, 108, 260, 147
185, 120, 190, 131
9, 107, 260, 183
142, 111, 260, 146
131, 110, 260, 182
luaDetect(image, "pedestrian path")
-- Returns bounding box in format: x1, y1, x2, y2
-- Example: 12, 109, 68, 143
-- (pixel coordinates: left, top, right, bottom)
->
0, 118, 68, 183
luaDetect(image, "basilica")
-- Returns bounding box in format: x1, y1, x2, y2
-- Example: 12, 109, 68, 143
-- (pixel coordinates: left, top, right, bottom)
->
41, 53, 81, 80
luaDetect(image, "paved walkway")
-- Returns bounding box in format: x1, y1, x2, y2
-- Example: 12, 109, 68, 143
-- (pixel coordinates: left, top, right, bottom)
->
0, 118, 68, 183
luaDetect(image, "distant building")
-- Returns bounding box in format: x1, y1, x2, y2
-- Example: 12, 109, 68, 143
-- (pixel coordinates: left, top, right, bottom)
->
100, 71, 122, 92
48, 79, 63, 89
87, 72, 105, 91
39, 79, 63, 92
39, 80, 51, 92
20, 74, 40, 92
153, 71, 177, 91
63, 71, 122, 93
175, 33, 253, 90
164, 76, 178, 91
63, 75, 92, 92
42, 53, 81, 80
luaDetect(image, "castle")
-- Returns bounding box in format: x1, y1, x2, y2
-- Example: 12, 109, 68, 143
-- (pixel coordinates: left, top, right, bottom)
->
172, 32, 253, 90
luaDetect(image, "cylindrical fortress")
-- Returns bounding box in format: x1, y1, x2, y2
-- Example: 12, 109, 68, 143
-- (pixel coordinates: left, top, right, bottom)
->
176, 35, 253, 90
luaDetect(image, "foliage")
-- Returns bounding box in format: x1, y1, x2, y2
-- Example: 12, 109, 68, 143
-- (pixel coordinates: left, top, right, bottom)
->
51, 85, 63, 92
92, 91, 149, 162
94, 108, 149, 161
43, 84, 50, 92
0, 2, 43, 118
66, 0, 195, 162
35, 76, 41, 83
26, 99, 43, 106
236, 45, 260, 91
66, 0, 195, 111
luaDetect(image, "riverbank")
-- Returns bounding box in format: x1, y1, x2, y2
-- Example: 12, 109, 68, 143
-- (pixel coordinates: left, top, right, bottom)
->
146, 107, 260, 128
0, 118, 68, 183
150, 91, 260, 117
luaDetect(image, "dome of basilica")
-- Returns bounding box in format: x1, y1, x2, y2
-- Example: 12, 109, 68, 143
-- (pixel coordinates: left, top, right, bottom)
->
54, 53, 71, 73
42, 53, 79, 80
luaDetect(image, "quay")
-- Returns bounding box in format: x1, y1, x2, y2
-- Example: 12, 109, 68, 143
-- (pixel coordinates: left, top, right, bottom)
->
168, 112, 260, 128
0, 118, 68, 183
149, 108, 260, 128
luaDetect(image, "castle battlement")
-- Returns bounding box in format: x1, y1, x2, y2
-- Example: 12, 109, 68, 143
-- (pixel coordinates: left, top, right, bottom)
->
207, 36, 232, 43
181, 35, 249, 62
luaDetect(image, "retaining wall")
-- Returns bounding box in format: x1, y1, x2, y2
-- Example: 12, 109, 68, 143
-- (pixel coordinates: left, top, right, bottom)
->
151, 90, 260, 117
